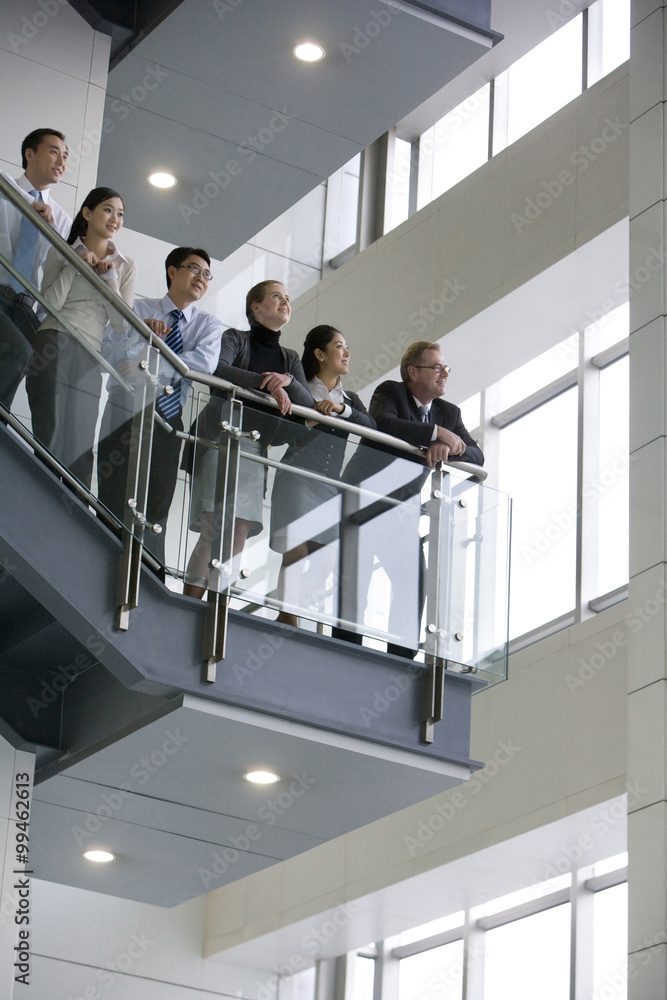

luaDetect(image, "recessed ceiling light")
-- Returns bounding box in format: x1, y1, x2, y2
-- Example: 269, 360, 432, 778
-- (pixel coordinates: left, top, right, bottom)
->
244, 769, 280, 785
83, 849, 115, 863
148, 170, 177, 189
294, 41, 325, 62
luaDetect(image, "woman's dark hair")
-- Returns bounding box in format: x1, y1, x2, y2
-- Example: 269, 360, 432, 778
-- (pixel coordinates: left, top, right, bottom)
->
301, 325, 339, 381
67, 186, 124, 246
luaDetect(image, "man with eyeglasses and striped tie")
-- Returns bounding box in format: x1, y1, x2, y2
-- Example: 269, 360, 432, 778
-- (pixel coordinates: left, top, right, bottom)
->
0, 128, 71, 410
100, 247, 222, 564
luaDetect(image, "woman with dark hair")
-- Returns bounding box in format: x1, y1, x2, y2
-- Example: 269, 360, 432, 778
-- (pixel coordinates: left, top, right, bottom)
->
183, 279, 313, 598
269, 325, 375, 626
26, 186, 136, 488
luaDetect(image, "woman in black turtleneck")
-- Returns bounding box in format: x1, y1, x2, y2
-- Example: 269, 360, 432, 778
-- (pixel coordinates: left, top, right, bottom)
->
183, 280, 313, 598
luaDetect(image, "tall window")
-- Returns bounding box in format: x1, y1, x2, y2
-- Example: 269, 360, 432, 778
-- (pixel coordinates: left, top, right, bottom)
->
384, 138, 412, 234
471, 304, 629, 642
493, 15, 583, 153
417, 85, 491, 210
498, 388, 579, 638
325, 154, 362, 259
587, 0, 631, 87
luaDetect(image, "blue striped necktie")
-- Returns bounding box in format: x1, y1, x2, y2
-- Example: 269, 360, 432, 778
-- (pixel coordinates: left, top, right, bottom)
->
157, 308, 184, 420
10, 189, 42, 293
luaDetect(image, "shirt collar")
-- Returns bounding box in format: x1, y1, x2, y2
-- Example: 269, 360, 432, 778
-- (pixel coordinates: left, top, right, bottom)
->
71, 235, 128, 264
309, 375, 346, 404
411, 393, 431, 416
161, 293, 195, 322
17, 173, 50, 201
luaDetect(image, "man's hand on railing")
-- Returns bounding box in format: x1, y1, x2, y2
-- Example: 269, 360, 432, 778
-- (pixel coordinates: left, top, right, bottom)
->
31, 199, 54, 225
143, 317, 172, 340
435, 426, 466, 456
424, 442, 453, 467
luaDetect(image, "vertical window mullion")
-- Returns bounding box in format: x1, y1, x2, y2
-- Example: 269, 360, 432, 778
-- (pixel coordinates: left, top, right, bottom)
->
576, 330, 602, 619
570, 867, 596, 1000
463, 909, 485, 1000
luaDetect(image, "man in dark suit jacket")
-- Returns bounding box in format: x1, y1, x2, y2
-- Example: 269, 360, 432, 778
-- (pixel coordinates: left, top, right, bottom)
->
337, 341, 483, 656
370, 341, 483, 467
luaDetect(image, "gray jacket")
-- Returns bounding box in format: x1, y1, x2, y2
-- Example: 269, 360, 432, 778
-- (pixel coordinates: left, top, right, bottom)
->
214, 327, 313, 407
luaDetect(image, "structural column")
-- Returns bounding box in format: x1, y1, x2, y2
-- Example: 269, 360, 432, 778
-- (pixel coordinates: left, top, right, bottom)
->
628, 1, 667, 994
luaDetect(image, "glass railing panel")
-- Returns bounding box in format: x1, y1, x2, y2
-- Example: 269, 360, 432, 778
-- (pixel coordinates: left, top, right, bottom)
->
182, 396, 509, 672
424, 469, 511, 684
98, 333, 185, 564
0, 180, 185, 571
192, 403, 442, 655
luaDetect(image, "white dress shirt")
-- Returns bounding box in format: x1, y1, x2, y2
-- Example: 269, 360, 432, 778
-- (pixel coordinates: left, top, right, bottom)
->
309, 375, 352, 418
411, 392, 437, 441
103, 293, 223, 408
0, 172, 71, 288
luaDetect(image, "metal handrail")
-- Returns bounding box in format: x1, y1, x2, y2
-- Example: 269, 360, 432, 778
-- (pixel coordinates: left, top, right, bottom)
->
0, 173, 486, 483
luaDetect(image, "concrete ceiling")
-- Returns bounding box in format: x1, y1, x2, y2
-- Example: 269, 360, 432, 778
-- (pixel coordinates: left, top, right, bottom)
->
97, 0, 499, 261
29, 696, 471, 907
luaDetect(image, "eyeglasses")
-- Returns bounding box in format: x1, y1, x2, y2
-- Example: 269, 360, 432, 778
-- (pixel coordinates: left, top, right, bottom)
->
178, 263, 213, 281
413, 364, 451, 375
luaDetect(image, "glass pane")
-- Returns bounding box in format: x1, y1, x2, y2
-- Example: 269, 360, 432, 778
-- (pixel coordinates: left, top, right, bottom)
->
596, 356, 629, 594
483, 874, 571, 917
498, 389, 578, 638
419, 84, 490, 208
498, 337, 578, 411
325, 153, 361, 256
458, 394, 481, 433
385, 138, 412, 234
353, 955, 375, 1000
587, 0, 630, 87
593, 883, 628, 1000
399, 940, 464, 1000
585, 300, 628, 353
506, 16, 583, 145
426, 470, 511, 683
594, 853, 627, 877
400, 911, 464, 947
484, 904, 571, 1000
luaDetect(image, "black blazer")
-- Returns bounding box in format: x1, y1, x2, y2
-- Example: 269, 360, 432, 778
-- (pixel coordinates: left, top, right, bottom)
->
370, 380, 484, 466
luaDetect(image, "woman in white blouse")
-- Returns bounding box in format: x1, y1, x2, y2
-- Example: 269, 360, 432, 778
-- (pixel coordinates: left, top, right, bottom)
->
26, 186, 136, 489
269, 325, 375, 626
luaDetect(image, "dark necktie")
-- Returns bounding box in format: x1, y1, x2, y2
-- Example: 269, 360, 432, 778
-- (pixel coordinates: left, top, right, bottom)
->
157, 308, 184, 420
10, 189, 42, 293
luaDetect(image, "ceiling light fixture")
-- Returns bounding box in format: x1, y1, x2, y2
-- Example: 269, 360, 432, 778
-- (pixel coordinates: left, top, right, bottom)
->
294, 41, 325, 62
244, 769, 280, 785
83, 849, 115, 863
148, 170, 177, 189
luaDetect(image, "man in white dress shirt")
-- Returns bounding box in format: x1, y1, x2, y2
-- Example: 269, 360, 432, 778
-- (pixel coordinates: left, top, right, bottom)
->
0, 128, 71, 408
99, 246, 222, 564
